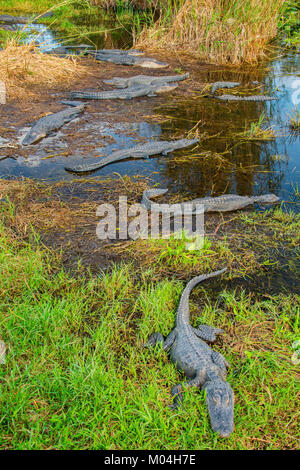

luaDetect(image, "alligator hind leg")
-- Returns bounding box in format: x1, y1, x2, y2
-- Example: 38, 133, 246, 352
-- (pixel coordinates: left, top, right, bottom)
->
171, 371, 202, 410
193, 325, 223, 343
145, 328, 176, 351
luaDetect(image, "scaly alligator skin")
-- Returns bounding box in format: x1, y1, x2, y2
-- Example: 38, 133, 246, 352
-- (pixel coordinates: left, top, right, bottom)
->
93, 50, 168, 68
22, 105, 85, 145
215, 94, 278, 101
0, 14, 31, 24
0, 12, 53, 24
103, 73, 189, 88
71, 83, 178, 100
210, 81, 241, 94
141, 189, 279, 214
146, 268, 234, 438
65, 138, 199, 173
95, 48, 144, 56
61, 100, 85, 107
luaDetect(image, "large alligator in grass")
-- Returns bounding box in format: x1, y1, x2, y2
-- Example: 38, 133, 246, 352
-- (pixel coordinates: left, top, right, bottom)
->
22, 105, 85, 145
65, 138, 199, 174
145, 268, 234, 438
141, 188, 280, 214
71, 74, 189, 101
209, 81, 277, 101
92, 49, 168, 68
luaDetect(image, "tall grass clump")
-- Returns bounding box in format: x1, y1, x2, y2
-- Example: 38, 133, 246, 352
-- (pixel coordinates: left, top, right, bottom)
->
136, 0, 286, 64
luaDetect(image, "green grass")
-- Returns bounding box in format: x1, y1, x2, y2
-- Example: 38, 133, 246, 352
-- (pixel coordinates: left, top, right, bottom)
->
113, 206, 300, 279
279, 0, 300, 48
235, 113, 276, 141
0, 202, 299, 449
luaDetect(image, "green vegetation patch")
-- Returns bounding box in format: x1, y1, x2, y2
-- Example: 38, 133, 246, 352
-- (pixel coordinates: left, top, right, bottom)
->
111, 206, 300, 279
279, 1, 300, 48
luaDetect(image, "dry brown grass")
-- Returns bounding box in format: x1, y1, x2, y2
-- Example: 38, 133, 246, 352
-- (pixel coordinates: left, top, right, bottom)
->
0, 41, 86, 101
136, 0, 285, 64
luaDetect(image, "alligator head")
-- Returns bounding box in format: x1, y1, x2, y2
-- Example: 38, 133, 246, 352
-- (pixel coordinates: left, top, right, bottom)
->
22, 130, 46, 146
256, 194, 280, 204
204, 379, 234, 438
260, 194, 279, 203
155, 83, 179, 94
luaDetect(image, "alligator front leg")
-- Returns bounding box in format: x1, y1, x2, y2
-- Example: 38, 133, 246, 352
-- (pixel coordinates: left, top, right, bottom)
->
192, 325, 223, 343
211, 350, 230, 371
171, 371, 202, 410
145, 328, 177, 351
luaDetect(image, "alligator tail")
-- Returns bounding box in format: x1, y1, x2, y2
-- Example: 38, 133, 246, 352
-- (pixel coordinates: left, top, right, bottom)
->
176, 268, 227, 326
141, 188, 169, 210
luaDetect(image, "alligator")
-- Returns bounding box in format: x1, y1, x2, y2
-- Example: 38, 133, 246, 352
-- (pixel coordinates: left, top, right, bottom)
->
66, 44, 93, 50
214, 94, 277, 102
0, 14, 30, 24
141, 188, 280, 214
22, 105, 85, 145
95, 48, 144, 56
61, 100, 85, 107
50, 46, 68, 56
0, 12, 53, 24
145, 268, 234, 438
93, 50, 168, 68
103, 73, 189, 88
65, 138, 199, 173
71, 83, 179, 100
208, 81, 275, 101
210, 81, 241, 94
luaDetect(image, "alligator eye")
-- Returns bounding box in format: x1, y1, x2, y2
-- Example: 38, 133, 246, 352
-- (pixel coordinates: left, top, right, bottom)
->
212, 396, 221, 405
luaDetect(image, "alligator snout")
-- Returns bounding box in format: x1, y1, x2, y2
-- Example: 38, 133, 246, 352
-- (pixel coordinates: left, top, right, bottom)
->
204, 379, 234, 438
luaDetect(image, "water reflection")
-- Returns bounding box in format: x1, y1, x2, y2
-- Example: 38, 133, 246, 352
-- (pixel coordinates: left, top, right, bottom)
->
155, 53, 300, 205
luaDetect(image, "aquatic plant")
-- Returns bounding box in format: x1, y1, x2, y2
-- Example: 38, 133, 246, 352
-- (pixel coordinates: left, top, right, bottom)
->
235, 113, 276, 141
289, 108, 300, 130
